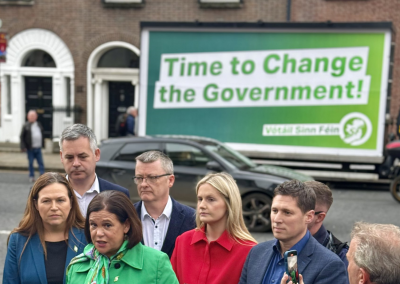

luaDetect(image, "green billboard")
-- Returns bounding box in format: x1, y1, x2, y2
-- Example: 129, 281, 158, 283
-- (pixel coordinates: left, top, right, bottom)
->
139, 24, 391, 158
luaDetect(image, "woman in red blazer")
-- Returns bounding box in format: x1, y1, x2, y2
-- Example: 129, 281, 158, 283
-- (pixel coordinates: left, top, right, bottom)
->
171, 172, 257, 284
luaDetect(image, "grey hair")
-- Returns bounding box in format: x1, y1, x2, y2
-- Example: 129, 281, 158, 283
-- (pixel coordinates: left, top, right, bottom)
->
351, 222, 400, 284
59, 124, 98, 153
127, 106, 136, 114
135, 151, 174, 174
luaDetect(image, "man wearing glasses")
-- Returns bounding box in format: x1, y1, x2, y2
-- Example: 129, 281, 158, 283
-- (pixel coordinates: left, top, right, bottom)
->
305, 181, 349, 267
133, 150, 196, 258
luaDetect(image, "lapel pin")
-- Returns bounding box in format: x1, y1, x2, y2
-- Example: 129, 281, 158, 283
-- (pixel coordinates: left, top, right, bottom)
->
114, 276, 119, 282
74, 245, 78, 252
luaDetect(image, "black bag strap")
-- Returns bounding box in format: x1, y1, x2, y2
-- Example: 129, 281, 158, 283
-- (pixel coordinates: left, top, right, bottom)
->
328, 231, 349, 256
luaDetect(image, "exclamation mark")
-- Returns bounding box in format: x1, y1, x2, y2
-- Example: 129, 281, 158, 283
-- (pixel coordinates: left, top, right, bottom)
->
357, 80, 363, 98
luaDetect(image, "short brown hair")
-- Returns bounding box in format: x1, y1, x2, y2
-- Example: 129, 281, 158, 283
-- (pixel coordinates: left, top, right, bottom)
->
304, 181, 333, 210
274, 180, 316, 214
85, 191, 142, 249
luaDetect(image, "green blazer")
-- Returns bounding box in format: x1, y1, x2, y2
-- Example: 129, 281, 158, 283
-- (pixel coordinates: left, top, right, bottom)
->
66, 242, 178, 284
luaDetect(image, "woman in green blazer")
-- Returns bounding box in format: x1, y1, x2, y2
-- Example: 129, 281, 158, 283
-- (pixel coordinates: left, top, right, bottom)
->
66, 190, 178, 284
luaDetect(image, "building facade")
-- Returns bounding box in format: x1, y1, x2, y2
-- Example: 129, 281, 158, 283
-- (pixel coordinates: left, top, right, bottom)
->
0, 0, 397, 143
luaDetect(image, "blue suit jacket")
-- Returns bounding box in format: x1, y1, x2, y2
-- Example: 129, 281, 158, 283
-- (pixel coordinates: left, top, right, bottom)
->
98, 177, 130, 197
239, 235, 349, 284
134, 197, 196, 258
2, 227, 87, 284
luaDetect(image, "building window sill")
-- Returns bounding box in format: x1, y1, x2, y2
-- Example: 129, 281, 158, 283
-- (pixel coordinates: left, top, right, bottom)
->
199, 1, 242, 9
0, 0, 34, 5
102, 0, 144, 8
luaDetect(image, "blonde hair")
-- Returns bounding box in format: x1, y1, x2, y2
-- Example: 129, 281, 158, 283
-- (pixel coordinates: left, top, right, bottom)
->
195, 172, 257, 244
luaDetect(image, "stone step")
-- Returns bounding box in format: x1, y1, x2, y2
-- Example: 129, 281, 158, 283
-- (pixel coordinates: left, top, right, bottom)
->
0, 140, 60, 153
0, 142, 20, 152
0, 147, 20, 152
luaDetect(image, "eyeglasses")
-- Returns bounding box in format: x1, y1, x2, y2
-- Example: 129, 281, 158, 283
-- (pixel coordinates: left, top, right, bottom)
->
315, 211, 325, 215
132, 174, 171, 185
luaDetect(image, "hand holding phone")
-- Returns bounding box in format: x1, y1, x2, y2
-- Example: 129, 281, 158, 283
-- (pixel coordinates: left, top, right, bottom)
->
284, 250, 299, 284
281, 273, 304, 284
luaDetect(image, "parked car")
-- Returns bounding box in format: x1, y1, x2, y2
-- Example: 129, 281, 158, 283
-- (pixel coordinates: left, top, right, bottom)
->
96, 135, 313, 232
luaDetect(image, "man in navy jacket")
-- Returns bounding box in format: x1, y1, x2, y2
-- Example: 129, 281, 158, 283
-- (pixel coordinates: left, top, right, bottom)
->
133, 151, 196, 258
60, 124, 129, 217
239, 180, 348, 284
305, 181, 349, 267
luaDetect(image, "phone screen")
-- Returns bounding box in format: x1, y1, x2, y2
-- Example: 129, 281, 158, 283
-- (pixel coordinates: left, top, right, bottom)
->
286, 252, 299, 284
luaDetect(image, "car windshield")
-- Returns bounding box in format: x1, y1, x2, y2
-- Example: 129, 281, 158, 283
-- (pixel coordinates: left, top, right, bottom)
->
198, 140, 256, 170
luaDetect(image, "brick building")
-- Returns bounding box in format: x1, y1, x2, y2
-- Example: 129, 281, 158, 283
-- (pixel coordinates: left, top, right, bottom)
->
0, 0, 397, 143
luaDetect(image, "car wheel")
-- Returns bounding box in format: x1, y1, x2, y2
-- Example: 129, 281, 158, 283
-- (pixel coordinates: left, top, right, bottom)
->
242, 193, 272, 232
390, 176, 400, 203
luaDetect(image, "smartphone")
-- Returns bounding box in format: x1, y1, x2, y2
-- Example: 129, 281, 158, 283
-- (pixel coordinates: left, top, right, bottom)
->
284, 250, 299, 284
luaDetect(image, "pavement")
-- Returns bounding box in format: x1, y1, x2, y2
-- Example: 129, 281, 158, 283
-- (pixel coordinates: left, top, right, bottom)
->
0, 151, 64, 172
0, 141, 63, 172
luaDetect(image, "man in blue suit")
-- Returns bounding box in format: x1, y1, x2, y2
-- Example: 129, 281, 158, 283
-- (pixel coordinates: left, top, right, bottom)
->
239, 180, 348, 284
133, 151, 196, 258
60, 124, 129, 217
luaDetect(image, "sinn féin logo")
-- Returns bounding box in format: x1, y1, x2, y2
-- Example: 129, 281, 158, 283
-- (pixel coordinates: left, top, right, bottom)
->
339, 112, 372, 146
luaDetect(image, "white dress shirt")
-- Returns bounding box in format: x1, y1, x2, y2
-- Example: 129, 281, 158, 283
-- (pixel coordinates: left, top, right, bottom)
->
67, 175, 100, 217
141, 196, 172, 251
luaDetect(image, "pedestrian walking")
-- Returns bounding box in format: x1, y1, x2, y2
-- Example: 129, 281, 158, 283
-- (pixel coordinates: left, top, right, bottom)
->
126, 106, 137, 136
20, 110, 45, 182
115, 112, 128, 137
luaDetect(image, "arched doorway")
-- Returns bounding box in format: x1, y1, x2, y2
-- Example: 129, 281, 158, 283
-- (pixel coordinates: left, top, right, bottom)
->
87, 41, 140, 141
0, 29, 74, 143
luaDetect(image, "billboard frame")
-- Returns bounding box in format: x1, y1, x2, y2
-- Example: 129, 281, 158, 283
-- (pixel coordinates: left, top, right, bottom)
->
139, 22, 393, 163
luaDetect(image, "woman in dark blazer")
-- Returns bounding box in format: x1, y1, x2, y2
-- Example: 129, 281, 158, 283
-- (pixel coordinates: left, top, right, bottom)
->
2, 172, 86, 284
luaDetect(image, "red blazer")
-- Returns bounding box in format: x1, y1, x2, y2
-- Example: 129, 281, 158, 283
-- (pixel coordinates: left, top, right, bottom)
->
171, 228, 256, 284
